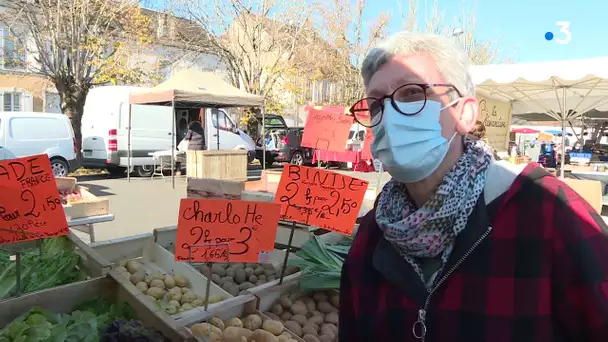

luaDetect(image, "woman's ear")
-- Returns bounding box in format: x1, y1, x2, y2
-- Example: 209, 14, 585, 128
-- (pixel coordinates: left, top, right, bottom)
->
454, 96, 479, 135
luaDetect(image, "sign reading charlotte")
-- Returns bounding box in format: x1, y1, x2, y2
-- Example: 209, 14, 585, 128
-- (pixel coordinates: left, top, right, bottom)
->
0, 154, 69, 244
175, 199, 281, 263
476, 95, 512, 151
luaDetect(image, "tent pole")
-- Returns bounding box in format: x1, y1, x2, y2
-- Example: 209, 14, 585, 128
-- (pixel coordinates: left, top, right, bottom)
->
127, 104, 132, 183
216, 108, 220, 150
262, 107, 266, 170
171, 99, 175, 189
560, 88, 566, 178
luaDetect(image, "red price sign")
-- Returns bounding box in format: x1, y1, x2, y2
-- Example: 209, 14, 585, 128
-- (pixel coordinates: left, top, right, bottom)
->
188, 244, 230, 263
301, 109, 353, 151
175, 199, 281, 263
275, 165, 369, 235
0, 154, 69, 244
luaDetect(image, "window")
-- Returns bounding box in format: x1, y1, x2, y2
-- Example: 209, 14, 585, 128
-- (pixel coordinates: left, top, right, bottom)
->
10, 117, 69, 140
3, 93, 21, 111
45, 92, 62, 113
0, 25, 26, 70
211, 109, 235, 131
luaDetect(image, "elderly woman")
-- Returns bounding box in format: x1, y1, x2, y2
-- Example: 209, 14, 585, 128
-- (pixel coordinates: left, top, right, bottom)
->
341, 32, 608, 342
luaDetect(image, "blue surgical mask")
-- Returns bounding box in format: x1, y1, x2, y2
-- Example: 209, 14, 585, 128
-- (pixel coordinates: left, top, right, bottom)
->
371, 99, 460, 183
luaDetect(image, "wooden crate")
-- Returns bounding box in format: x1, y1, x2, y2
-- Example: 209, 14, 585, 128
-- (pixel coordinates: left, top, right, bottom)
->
187, 178, 244, 200
0, 272, 194, 341
186, 150, 248, 181
89, 234, 233, 321
63, 187, 110, 220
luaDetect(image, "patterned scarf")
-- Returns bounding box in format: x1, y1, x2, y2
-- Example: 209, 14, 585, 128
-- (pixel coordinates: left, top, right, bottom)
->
375, 138, 494, 283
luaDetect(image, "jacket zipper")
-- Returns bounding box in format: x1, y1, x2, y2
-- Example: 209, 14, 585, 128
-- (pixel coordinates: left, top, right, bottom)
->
412, 226, 493, 341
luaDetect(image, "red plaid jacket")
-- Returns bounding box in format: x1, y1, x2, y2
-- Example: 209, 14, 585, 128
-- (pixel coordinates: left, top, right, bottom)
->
339, 164, 608, 342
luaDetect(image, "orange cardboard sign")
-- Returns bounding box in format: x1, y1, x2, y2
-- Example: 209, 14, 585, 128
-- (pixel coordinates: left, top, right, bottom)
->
275, 165, 369, 235
361, 128, 374, 160
301, 109, 353, 152
0, 154, 69, 244
175, 199, 281, 263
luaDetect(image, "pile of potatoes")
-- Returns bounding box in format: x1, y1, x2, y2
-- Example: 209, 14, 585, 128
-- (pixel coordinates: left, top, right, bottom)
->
115, 259, 222, 314
262, 291, 340, 342
190, 314, 299, 342
197, 263, 299, 297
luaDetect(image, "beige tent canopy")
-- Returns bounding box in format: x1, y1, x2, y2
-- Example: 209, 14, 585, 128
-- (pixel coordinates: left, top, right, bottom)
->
129, 70, 264, 107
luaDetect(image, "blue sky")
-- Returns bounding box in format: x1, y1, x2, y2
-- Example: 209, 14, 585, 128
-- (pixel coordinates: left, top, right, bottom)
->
366, 0, 606, 63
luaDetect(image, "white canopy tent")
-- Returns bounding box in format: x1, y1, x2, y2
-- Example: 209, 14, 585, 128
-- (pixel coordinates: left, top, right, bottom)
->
471, 57, 608, 176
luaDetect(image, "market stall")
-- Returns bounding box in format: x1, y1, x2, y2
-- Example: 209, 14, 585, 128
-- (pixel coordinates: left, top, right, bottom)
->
472, 56, 608, 176
128, 71, 265, 188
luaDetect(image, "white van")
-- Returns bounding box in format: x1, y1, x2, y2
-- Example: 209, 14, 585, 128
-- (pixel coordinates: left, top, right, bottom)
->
81, 86, 256, 177
0, 112, 77, 177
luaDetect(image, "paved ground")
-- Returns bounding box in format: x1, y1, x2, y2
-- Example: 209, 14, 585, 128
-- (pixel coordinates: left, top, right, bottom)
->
76, 165, 392, 243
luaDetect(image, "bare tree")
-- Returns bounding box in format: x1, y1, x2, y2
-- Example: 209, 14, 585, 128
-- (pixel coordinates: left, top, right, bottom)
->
0, 0, 158, 155
399, 0, 502, 65
176, 0, 315, 112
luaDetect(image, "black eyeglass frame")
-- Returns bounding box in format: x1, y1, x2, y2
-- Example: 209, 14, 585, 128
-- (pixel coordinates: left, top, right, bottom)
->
348, 83, 463, 128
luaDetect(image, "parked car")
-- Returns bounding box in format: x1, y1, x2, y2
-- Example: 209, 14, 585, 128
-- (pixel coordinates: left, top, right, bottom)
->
81, 86, 256, 177
0, 111, 78, 177
254, 114, 314, 166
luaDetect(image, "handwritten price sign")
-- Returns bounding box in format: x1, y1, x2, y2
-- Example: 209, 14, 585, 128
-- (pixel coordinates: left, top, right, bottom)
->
0, 154, 69, 244
175, 199, 281, 263
275, 165, 369, 235
301, 109, 353, 152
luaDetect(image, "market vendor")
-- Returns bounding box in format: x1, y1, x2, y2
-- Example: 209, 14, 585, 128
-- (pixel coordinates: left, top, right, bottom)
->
342, 31, 608, 342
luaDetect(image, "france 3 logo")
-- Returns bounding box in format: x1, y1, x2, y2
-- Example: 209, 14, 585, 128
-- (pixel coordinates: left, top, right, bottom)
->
545, 22, 571, 45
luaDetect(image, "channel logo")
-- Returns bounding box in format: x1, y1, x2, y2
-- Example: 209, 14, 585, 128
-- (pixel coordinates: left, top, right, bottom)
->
545, 21, 571, 44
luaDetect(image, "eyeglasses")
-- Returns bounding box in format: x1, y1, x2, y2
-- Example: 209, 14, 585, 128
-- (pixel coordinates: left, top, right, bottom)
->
348, 83, 462, 128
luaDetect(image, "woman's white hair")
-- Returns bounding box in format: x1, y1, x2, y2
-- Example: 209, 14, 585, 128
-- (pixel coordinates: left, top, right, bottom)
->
361, 32, 475, 97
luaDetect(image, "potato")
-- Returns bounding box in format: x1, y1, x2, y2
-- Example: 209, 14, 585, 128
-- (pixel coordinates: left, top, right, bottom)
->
249, 275, 259, 283
211, 263, 226, 277
283, 321, 302, 337
207, 295, 222, 304
263, 269, 275, 277
243, 314, 263, 330
280, 296, 293, 309
262, 320, 284, 335
311, 311, 323, 318
289, 314, 307, 326
244, 267, 254, 276
225, 317, 244, 328
144, 295, 156, 302
126, 260, 142, 274
181, 292, 197, 304
145, 275, 154, 284
199, 264, 211, 275
173, 274, 189, 287
254, 266, 265, 275
130, 271, 145, 285
280, 312, 292, 321
220, 276, 234, 286
312, 292, 327, 302
209, 325, 222, 337
263, 263, 275, 270
211, 274, 222, 284
271, 304, 283, 316
165, 306, 178, 315
119, 260, 128, 267
181, 286, 193, 294
264, 312, 281, 321
317, 302, 334, 314
304, 298, 316, 313
258, 274, 267, 281
290, 302, 308, 316
252, 329, 279, 342
324, 312, 338, 324
191, 299, 204, 307
329, 294, 339, 309
308, 315, 324, 326
191, 323, 211, 337
151, 270, 164, 280
321, 324, 338, 336
167, 292, 182, 302
168, 300, 181, 307
135, 282, 148, 292
150, 279, 165, 289
235, 269, 247, 284
278, 335, 292, 342
302, 324, 319, 336
303, 334, 321, 342
222, 327, 252, 342
319, 335, 334, 342
146, 287, 165, 299
239, 282, 255, 291
209, 332, 222, 342
180, 303, 194, 311
164, 275, 176, 288
268, 275, 276, 282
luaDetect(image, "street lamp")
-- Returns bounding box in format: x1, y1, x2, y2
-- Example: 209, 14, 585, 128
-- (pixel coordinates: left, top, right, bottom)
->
452, 28, 464, 37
